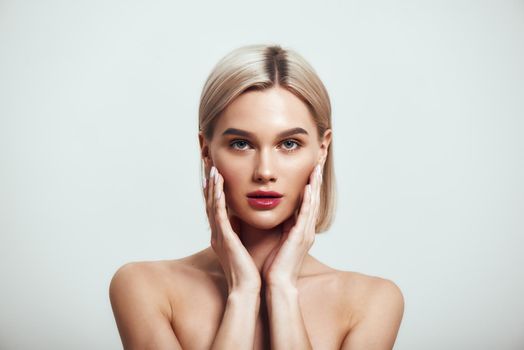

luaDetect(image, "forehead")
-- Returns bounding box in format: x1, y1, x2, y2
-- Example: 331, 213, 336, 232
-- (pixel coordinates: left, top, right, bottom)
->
214, 87, 317, 136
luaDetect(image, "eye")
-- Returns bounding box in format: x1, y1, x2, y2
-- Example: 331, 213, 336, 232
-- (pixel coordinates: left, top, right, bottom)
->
280, 139, 301, 152
230, 139, 251, 151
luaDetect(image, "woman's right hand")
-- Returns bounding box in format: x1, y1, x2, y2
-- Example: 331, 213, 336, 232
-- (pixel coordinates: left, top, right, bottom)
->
204, 166, 261, 296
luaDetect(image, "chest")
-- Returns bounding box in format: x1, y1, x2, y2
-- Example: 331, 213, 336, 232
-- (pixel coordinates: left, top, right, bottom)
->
171, 277, 348, 349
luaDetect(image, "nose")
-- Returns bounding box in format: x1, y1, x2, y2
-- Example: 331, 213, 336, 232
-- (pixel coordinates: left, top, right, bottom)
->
253, 148, 277, 183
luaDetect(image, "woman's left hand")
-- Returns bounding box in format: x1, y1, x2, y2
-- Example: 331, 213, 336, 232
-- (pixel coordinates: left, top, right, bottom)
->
261, 163, 323, 289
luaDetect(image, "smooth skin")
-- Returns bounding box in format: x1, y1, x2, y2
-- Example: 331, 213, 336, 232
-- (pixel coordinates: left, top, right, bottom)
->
109, 86, 404, 349
207, 163, 322, 349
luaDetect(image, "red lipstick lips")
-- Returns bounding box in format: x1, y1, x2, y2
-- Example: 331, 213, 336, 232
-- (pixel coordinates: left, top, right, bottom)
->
246, 190, 283, 210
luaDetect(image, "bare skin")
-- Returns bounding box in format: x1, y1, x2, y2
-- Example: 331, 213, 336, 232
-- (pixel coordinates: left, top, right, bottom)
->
110, 252, 403, 349
109, 86, 404, 349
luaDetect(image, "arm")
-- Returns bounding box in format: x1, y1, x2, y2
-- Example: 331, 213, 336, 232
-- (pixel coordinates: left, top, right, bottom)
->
109, 262, 182, 350
203, 169, 262, 349
340, 279, 404, 350
110, 261, 260, 350
265, 284, 313, 350
260, 165, 323, 349
210, 290, 261, 349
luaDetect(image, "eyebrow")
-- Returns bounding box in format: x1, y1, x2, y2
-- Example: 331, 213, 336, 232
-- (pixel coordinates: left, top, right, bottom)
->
221, 127, 309, 139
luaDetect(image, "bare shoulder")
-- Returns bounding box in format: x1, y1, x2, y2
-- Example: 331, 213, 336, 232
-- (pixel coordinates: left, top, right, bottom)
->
109, 260, 185, 349
109, 250, 223, 316
338, 270, 405, 349
109, 257, 199, 312
339, 271, 404, 314
109, 260, 174, 299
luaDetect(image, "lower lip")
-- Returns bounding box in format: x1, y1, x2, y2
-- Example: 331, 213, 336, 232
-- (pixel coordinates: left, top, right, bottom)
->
247, 197, 282, 209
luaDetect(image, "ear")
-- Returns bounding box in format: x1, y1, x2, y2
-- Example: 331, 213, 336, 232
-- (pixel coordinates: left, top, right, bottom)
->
318, 129, 332, 167
198, 132, 214, 173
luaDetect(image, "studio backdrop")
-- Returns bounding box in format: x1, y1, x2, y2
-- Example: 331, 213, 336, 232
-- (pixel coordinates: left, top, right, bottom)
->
0, 0, 523, 349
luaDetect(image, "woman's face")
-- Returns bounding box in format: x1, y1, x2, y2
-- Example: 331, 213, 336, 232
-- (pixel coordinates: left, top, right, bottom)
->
201, 86, 331, 230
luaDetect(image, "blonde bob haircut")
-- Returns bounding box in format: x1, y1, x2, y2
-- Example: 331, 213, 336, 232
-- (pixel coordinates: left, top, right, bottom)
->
198, 43, 336, 233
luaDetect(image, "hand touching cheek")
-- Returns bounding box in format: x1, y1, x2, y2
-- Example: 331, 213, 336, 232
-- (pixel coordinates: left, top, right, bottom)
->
261, 163, 323, 289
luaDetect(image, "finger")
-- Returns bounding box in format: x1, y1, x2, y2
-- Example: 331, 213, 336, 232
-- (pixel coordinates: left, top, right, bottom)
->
314, 166, 322, 230
308, 164, 322, 233
289, 183, 311, 243
227, 207, 241, 234
212, 169, 230, 244
214, 173, 236, 239
314, 163, 322, 211
316, 164, 323, 217
202, 174, 208, 199
282, 212, 296, 234
203, 172, 212, 232
205, 167, 211, 216
214, 172, 246, 253
303, 165, 318, 237
207, 166, 217, 237
206, 166, 214, 209
210, 168, 220, 245
212, 167, 222, 231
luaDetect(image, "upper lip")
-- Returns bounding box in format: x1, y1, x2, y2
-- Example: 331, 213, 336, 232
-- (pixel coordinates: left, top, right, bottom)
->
247, 190, 283, 198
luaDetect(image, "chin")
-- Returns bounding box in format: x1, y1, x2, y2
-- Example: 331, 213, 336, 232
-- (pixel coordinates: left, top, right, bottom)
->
238, 209, 292, 230
248, 219, 282, 230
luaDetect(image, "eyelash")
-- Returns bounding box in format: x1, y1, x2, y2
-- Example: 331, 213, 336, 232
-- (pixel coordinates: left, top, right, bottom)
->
229, 139, 302, 153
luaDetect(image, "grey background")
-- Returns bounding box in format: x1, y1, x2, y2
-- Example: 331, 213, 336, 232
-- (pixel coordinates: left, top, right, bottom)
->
1, 0, 523, 349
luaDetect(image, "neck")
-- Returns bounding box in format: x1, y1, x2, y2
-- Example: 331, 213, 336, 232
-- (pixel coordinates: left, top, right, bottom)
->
204, 218, 317, 283
238, 220, 284, 273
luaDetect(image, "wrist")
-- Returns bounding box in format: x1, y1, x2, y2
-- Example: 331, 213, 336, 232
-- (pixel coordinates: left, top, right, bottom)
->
228, 288, 261, 301
265, 282, 298, 298
228, 281, 261, 296
228, 289, 261, 313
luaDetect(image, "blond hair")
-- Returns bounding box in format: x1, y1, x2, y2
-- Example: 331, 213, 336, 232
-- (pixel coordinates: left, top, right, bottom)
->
198, 44, 336, 233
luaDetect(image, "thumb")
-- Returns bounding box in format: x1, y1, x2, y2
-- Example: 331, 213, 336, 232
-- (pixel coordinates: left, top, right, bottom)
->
282, 213, 296, 235
227, 211, 241, 236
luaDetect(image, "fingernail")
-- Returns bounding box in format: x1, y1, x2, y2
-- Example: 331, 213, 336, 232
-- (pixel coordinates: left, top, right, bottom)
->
202, 177, 207, 189
210, 166, 216, 179
214, 171, 219, 185
215, 188, 222, 200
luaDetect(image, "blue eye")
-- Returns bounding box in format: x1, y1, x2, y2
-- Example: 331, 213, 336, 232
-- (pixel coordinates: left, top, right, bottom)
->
230, 140, 250, 150
229, 139, 301, 152
281, 139, 301, 152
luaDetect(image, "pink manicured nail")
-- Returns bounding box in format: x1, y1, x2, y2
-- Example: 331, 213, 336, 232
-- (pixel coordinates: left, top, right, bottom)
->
202, 177, 207, 189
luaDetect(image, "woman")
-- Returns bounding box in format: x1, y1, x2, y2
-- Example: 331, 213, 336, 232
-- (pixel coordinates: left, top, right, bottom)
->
109, 44, 404, 349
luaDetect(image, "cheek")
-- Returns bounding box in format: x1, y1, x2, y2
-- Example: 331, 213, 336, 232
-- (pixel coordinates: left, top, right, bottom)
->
212, 149, 239, 178
213, 156, 246, 198
285, 154, 316, 185
282, 156, 317, 208
212, 149, 316, 214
